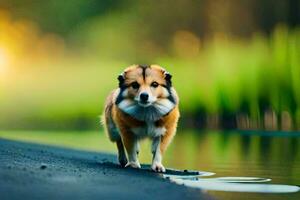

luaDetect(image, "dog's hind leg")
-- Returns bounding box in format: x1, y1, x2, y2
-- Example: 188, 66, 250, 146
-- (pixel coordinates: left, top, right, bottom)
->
102, 116, 128, 167
102, 94, 128, 167
116, 139, 128, 167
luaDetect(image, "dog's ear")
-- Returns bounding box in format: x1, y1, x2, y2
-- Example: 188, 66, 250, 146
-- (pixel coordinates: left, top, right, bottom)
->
164, 71, 172, 87
117, 73, 125, 88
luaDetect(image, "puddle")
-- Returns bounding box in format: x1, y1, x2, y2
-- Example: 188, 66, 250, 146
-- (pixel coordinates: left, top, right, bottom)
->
163, 171, 300, 194
163, 171, 215, 178
163, 175, 271, 183
206, 177, 272, 183
170, 179, 300, 193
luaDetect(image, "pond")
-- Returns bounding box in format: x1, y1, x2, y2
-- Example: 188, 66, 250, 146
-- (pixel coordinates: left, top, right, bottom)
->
0, 130, 299, 200
162, 130, 300, 200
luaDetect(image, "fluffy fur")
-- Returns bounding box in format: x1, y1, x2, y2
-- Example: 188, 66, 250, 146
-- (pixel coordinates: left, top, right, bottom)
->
102, 64, 180, 172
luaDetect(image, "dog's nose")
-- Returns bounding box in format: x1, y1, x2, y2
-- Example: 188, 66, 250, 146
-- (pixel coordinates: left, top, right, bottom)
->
140, 93, 149, 102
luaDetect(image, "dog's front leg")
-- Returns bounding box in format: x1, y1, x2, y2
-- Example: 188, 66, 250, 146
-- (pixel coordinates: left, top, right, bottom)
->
151, 136, 165, 172
121, 130, 141, 169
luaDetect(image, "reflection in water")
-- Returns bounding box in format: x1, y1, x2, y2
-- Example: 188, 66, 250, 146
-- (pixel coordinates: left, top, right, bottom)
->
156, 131, 300, 183
195, 176, 271, 183
163, 173, 299, 193
150, 130, 300, 199
169, 179, 300, 193
163, 174, 271, 182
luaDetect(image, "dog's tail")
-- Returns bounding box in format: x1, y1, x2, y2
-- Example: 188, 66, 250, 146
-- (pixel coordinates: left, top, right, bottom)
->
101, 91, 121, 142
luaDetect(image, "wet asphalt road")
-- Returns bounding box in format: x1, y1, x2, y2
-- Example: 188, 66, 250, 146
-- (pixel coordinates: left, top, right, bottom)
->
0, 139, 211, 200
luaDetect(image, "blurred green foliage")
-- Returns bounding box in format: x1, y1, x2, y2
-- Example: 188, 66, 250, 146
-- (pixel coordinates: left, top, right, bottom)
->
0, 0, 299, 130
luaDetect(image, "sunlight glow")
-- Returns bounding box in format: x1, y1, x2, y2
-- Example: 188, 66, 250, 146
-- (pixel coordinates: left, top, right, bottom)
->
0, 48, 9, 74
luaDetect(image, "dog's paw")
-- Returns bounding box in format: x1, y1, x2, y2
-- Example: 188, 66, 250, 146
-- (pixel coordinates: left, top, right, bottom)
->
125, 161, 141, 169
118, 156, 128, 168
151, 162, 166, 173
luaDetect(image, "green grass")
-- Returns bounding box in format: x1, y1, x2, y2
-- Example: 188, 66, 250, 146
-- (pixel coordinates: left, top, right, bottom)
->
0, 24, 299, 130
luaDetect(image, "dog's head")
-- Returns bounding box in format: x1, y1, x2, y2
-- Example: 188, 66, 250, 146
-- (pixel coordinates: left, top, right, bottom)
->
115, 64, 177, 121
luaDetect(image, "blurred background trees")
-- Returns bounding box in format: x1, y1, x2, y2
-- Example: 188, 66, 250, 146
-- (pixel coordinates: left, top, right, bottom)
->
0, 0, 299, 130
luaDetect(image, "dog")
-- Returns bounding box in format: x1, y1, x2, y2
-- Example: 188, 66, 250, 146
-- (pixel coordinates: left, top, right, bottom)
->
102, 64, 180, 172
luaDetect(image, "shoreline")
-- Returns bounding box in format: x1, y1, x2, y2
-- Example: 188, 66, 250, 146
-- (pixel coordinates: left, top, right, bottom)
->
0, 139, 211, 200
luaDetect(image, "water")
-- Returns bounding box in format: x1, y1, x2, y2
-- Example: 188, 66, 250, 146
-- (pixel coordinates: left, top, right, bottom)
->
168, 179, 299, 194
158, 130, 300, 199
162, 174, 299, 194
1, 130, 300, 199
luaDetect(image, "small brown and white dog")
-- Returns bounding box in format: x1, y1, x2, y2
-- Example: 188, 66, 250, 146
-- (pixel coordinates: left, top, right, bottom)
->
102, 64, 180, 172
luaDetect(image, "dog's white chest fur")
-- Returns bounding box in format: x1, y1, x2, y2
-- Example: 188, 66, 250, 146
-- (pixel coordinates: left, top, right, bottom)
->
131, 122, 166, 138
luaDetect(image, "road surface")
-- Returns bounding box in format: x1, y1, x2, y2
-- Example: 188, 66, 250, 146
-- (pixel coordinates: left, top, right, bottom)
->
0, 139, 211, 200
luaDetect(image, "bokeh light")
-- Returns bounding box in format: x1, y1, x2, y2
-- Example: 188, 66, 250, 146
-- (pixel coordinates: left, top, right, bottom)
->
0, 48, 9, 70
0, 1, 299, 131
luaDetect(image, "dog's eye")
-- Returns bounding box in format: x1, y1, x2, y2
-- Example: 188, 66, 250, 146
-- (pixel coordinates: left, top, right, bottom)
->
151, 81, 159, 88
131, 82, 140, 89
